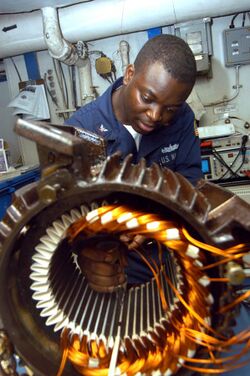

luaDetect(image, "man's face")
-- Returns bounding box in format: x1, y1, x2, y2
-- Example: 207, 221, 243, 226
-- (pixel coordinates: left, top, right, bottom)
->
122, 62, 193, 135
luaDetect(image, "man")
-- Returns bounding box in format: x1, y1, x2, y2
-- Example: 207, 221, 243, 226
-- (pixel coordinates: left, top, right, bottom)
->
66, 34, 203, 285
66, 34, 203, 185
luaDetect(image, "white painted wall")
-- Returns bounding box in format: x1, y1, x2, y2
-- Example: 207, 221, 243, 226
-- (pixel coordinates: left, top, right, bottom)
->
194, 15, 250, 133
1, 9, 250, 165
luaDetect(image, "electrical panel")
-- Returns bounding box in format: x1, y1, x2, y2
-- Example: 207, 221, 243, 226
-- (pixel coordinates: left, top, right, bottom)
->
223, 26, 250, 66
201, 134, 250, 181
173, 18, 213, 75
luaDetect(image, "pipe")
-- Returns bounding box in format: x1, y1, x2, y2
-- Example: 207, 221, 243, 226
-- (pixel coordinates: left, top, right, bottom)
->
42, 7, 75, 115
0, 0, 249, 59
119, 40, 130, 74
78, 58, 96, 106
41, 7, 80, 66
42, 7, 95, 107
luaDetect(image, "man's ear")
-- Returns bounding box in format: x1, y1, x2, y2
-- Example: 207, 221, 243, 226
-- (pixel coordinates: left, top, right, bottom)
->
123, 64, 135, 86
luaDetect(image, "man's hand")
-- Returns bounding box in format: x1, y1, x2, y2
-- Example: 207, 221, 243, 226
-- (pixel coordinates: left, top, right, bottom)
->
74, 236, 128, 293
119, 234, 146, 250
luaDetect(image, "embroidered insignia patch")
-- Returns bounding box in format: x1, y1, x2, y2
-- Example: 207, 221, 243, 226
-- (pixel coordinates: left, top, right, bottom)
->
99, 124, 109, 132
161, 144, 179, 154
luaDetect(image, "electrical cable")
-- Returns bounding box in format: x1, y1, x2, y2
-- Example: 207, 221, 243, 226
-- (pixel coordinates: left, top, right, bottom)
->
232, 136, 248, 175
67, 65, 74, 110
10, 57, 22, 81
106, 75, 113, 84
217, 135, 249, 181
71, 65, 77, 109
203, 65, 241, 107
217, 149, 242, 181
229, 12, 240, 28
211, 147, 240, 179
54, 204, 250, 376
242, 12, 246, 27
58, 61, 69, 109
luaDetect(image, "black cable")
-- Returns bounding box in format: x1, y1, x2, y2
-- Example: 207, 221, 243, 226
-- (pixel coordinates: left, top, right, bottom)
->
71, 65, 77, 109
212, 148, 240, 179
217, 149, 241, 181
217, 135, 248, 181
10, 57, 22, 81
107, 75, 113, 84
242, 12, 246, 27
58, 61, 69, 108
233, 135, 248, 174
229, 13, 240, 28
101, 74, 113, 84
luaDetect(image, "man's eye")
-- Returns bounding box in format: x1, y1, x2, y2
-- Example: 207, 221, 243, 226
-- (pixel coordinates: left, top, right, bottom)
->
165, 107, 176, 113
141, 94, 152, 103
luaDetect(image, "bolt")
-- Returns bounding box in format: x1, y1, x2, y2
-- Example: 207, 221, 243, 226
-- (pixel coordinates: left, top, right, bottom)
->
39, 184, 58, 204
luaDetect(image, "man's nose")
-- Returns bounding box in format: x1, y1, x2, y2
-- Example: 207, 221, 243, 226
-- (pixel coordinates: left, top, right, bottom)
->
146, 105, 162, 122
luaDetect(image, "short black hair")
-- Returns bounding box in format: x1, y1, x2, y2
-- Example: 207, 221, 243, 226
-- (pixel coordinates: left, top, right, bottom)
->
134, 34, 196, 86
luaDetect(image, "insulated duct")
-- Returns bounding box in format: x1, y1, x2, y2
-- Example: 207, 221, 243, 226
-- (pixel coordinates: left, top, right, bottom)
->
41, 7, 95, 106
0, 0, 249, 59
41, 7, 80, 66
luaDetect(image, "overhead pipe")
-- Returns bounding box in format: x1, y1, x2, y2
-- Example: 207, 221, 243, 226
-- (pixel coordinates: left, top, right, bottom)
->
0, 0, 249, 59
41, 7, 81, 66
42, 8, 95, 106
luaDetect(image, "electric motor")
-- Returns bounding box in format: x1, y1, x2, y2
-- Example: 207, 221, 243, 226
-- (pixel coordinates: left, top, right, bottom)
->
0, 119, 249, 376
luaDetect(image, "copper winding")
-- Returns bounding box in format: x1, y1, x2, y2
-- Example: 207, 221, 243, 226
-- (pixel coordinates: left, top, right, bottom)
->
53, 204, 250, 376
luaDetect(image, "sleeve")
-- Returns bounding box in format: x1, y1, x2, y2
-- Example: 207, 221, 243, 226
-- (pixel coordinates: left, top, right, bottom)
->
174, 107, 203, 186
